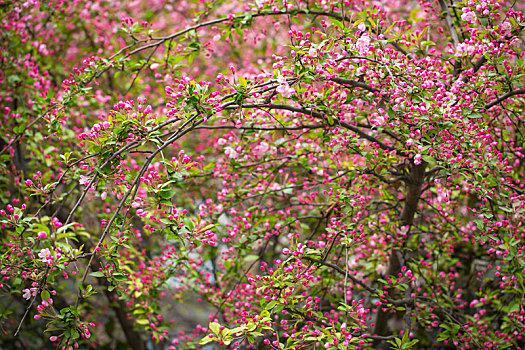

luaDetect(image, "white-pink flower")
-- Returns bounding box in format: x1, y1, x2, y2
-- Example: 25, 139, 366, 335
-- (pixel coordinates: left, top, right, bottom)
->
22, 288, 32, 300
376, 264, 387, 275
276, 83, 295, 98
79, 175, 91, 186
253, 142, 269, 158
276, 75, 295, 98
397, 225, 410, 236
38, 248, 53, 265
414, 153, 422, 165
356, 35, 370, 55
455, 43, 476, 57
500, 21, 511, 34
269, 182, 281, 191
461, 10, 477, 23
224, 147, 238, 159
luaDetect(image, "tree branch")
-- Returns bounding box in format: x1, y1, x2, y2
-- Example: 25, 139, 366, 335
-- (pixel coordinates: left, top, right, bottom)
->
329, 77, 380, 93
482, 88, 525, 110
223, 103, 402, 155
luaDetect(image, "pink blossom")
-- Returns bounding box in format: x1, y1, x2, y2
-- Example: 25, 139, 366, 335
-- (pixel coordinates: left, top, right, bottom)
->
38, 248, 53, 265
356, 35, 370, 55
253, 142, 269, 158
79, 175, 91, 186
456, 43, 476, 57
224, 147, 238, 159
414, 154, 422, 165
376, 264, 387, 275
276, 75, 295, 97
22, 288, 32, 300
276, 83, 295, 98
37, 231, 47, 239
461, 10, 477, 23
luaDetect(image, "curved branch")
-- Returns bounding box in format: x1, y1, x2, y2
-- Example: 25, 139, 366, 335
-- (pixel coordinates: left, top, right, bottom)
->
438, 0, 460, 49
482, 88, 525, 110
223, 103, 403, 155
304, 257, 413, 306
329, 77, 380, 93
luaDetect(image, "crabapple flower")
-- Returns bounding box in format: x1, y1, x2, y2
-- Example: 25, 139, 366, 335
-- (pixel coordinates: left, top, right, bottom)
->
500, 21, 511, 35
79, 175, 91, 186
456, 43, 475, 57
37, 231, 47, 239
397, 225, 410, 236
276, 83, 295, 98
376, 264, 387, 275
276, 76, 295, 98
356, 35, 370, 55
22, 288, 32, 300
253, 142, 269, 158
461, 9, 477, 23
224, 147, 238, 159
38, 248, 53, 265
414, 153, 422, 165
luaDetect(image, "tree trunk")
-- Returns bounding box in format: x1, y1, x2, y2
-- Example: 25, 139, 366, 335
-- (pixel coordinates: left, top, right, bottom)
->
372, 161, 427, 341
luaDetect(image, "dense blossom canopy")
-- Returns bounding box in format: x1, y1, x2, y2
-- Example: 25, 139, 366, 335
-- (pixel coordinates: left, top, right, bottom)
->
1, 0, 525, 349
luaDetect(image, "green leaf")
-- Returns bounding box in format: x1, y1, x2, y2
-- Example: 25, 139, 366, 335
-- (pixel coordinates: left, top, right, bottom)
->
136, 318, 149, 325
89, 271, 105, 277
238, 76, 248, 87
244, 254, 259, 262
199, 336, 215, 345
331, 18, 344, 30
40, 290, 50, 301
208, 322, 221, 335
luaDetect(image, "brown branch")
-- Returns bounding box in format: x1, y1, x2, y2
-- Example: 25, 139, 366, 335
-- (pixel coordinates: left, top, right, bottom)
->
329, 77, 380, 93
438, 0, 462, 76
223, 103, 403, 155
14, 266, 50, 336
482, 88, 525, 110
304, 257, 413, 306
373, 161, 427, 338
76, 236, 146, 350
438, 0, 460, 49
